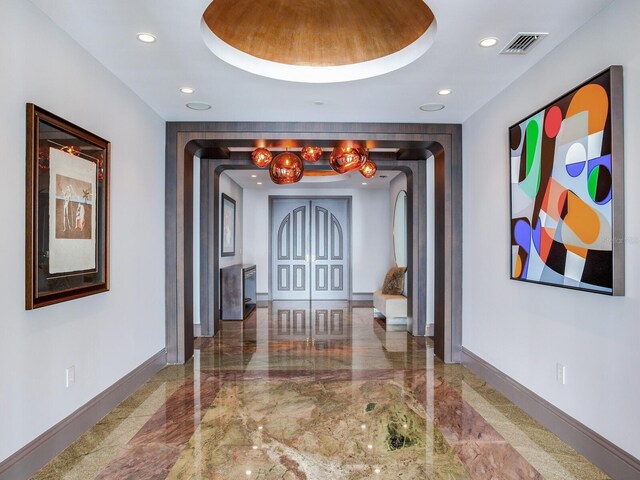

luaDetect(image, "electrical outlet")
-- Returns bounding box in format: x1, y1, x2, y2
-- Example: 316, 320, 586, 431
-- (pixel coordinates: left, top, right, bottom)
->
556, 363, 566, 385
65, 366, 75, 388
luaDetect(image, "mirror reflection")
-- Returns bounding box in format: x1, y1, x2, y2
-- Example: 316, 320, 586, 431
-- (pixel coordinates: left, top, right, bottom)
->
393, 190, 407, 268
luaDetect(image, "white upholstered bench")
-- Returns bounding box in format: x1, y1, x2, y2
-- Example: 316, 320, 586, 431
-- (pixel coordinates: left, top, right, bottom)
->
373, 290, 407, 327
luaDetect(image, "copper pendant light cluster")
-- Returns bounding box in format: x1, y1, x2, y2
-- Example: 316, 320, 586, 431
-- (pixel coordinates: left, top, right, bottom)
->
251, 145, 377, 185
252, 148, 309, 185
328, 146, 378, 178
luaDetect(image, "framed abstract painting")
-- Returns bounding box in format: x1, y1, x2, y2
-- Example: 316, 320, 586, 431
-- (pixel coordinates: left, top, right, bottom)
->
509, 66, 624, 295
26, 104, 110, 309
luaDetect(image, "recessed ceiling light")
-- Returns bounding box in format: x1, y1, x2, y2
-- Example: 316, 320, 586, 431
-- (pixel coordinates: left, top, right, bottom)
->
251, 174, 257, 178
186, 102, 211, 111
257, 182, 263, 185
479, 37, 499, 48
180, 87, 195, 94
419, 103, 445, 112
438, 89, 452, 96
136, 33, 157, 43
362, 182, 368, 185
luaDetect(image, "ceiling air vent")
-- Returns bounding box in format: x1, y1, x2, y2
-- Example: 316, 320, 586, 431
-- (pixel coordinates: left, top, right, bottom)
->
500, 32, 548, 55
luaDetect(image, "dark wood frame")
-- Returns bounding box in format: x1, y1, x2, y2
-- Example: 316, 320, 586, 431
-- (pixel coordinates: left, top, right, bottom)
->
26, 104, 110, 309
165, 122, 462, 365
220, 193, 236, 257
508, 66, 624, 295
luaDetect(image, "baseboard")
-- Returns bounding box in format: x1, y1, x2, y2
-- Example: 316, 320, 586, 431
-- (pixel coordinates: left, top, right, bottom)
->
351, 292, 373, 302
194, 323, 202, 337
257, 292, 374, 302
0, 349, 167, 480
461, 347, 640, 479
256, 292, 374, 306
351, 301, 374, 308
425, 324, 434, 336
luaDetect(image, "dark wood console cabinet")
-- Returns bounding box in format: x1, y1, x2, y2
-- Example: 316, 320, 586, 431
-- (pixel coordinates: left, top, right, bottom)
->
220, 264, 256, 320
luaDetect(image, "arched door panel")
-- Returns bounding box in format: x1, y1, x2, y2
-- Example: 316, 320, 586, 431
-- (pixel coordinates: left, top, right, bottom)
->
271, 197, 350, 301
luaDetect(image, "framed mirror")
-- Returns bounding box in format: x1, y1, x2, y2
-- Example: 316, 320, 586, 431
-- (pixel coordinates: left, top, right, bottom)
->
393, 190, 407, 267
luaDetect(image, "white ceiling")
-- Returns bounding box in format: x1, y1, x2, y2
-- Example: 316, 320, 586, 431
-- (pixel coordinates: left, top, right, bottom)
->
225, 169, 401, 190
30, 0, 614, 123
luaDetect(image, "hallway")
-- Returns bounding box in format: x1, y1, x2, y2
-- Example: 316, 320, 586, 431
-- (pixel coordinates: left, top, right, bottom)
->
33, 305, 606, 479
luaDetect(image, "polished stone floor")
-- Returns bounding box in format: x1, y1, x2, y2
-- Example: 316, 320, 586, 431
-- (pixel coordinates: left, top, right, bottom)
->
33, 303, 608, 479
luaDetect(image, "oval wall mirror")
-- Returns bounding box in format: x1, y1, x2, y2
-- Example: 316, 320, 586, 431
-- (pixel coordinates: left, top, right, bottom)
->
393, 190, 408, 267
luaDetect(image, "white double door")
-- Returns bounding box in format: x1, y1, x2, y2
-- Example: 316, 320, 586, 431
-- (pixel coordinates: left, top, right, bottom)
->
271, 197, 350, 301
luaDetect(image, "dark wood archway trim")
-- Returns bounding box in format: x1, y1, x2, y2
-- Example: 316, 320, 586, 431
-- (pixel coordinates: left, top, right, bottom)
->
165, 122, 462, 364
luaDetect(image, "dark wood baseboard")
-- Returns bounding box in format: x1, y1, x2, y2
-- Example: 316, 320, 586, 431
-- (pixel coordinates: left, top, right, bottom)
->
0, 349, 166, 480
351, 301, 374, 308
256, 293, 374, 306
351, 292, 373, 303
461, 347, 640, 479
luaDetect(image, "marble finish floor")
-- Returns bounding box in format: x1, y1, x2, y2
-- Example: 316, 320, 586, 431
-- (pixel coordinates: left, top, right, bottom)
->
33, 303, 608, 479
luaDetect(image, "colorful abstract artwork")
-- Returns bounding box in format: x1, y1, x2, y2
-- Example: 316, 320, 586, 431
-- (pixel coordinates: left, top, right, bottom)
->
510, 67, 624, 295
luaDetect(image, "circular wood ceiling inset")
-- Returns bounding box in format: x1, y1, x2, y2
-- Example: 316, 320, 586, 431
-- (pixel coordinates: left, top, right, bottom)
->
202, 0, 436, 78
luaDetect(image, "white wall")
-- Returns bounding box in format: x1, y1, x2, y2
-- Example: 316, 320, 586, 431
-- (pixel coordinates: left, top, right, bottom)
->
0, 0, 165, 462
242, 187, 392, 294
462, 0, 640, 459
219, 173, 243, 268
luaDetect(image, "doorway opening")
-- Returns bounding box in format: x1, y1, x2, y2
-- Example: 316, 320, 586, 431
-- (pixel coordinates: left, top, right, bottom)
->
165, 122, 462, 364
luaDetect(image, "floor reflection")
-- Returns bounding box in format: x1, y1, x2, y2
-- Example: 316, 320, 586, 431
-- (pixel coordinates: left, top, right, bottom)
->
33, 303, 608, 480
197, 304, 426, 374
